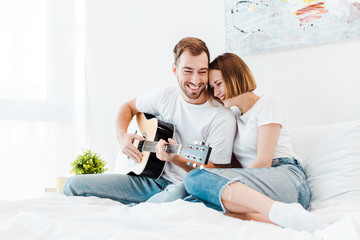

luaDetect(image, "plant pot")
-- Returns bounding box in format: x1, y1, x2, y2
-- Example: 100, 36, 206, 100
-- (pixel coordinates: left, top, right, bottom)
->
56, 177, 68, 193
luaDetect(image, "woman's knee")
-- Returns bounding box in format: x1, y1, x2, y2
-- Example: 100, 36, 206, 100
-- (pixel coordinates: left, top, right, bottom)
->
184, 169, 203, 195
220, 181, 242, 205
221, 182, 232, 202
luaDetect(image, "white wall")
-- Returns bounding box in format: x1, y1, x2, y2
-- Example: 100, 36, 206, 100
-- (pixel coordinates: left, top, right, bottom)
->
86, 0, 360, 170
245, 39, 360, 129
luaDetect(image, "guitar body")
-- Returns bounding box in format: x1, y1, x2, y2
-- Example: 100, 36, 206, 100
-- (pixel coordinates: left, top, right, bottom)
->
115, 113, 174, 179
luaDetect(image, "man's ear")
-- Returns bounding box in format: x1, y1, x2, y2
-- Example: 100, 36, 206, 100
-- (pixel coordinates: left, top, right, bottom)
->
172, 63, 177, 76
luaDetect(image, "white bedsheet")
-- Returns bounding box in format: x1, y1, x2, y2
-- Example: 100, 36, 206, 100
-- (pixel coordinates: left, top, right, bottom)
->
2, 121, 360, 239
1, 194, 359, 240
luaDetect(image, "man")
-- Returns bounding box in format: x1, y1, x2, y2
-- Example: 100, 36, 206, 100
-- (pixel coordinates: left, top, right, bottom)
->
63, 37, 236, 204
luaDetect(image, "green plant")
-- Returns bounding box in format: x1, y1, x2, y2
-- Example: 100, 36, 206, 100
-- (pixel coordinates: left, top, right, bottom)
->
71, 149, 108, 175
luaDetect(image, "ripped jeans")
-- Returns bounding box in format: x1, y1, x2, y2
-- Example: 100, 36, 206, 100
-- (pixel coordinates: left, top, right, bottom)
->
184, 158, 311, 212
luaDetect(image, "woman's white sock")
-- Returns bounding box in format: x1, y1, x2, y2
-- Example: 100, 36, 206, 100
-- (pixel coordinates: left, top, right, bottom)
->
268, 201, 328, 232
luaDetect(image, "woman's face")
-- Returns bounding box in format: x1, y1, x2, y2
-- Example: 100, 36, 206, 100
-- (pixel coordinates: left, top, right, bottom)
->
209, 69, 225, 100
209, 69, 232, 108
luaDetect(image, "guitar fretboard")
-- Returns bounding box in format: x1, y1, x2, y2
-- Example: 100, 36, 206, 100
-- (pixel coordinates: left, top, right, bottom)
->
139, 141, 182, 154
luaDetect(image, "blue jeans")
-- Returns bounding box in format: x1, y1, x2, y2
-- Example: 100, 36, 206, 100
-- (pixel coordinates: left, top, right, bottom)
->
184, 158, 311, 212
146, 182, 188, 203
62, 173, 174, 204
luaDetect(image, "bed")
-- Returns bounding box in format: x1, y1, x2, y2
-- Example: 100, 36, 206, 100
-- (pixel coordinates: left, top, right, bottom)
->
1, 120, 359, 239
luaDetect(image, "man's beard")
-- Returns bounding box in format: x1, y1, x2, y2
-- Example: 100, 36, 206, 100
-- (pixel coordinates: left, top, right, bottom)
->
182, 85, 206, 100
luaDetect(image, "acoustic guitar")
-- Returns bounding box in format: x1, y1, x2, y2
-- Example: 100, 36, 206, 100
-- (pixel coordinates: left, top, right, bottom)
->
114, 113, 212, 179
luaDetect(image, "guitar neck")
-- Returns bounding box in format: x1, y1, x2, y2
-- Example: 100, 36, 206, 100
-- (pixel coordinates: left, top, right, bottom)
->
140, 141, 182, 155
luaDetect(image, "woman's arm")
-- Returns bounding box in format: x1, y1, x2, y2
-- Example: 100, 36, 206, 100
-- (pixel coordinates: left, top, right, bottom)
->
248, 123, 281, 168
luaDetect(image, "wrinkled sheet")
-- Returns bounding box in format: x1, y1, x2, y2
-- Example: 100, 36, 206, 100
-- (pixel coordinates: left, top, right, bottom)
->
1, 194, 360, 240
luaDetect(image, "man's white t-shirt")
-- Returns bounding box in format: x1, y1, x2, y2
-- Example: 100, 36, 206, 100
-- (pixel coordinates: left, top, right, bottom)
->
136, 87, 236, 182
233, 95, 301, 168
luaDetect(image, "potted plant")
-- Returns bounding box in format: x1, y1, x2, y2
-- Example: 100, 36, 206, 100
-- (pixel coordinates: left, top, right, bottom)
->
56, 149, 108, 193
71, 149, 108, 175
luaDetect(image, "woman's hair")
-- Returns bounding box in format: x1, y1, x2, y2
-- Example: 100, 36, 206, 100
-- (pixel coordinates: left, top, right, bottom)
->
209, 53, 256, 100
173, 37, 210, 65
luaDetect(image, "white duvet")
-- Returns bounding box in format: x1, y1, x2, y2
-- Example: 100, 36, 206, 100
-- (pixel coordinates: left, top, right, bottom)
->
0, 194, 359, 240
1, 120, 360, 239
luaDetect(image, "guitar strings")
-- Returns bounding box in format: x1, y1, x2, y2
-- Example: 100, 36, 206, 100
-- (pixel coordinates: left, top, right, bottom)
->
141, 141, 181, 153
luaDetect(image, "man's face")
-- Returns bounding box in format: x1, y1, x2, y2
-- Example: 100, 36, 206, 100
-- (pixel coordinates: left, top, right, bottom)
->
172, 51, 209, 104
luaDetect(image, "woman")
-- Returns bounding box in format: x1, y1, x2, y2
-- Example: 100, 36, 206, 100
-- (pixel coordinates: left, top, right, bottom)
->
184, 53, 327, 232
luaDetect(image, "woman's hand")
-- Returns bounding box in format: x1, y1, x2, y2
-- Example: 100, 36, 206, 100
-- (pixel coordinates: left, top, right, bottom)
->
155, 138, 179, 162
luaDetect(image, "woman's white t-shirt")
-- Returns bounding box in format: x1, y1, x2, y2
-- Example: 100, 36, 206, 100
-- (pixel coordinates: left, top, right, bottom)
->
233, 95, 300, 168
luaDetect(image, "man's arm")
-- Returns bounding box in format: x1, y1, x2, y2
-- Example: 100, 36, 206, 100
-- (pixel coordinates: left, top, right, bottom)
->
205, 162, 230, 168
116, 98, 145, 163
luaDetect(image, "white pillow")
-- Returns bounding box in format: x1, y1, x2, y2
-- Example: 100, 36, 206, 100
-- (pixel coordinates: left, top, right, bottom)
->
289, 121, 360, 210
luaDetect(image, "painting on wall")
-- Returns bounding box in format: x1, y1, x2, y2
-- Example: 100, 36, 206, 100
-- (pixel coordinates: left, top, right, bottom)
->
225, 0, 360, 55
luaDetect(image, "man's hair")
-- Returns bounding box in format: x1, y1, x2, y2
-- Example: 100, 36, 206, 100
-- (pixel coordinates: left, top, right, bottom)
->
173, 37, 210, 65
209, 53, 256, 100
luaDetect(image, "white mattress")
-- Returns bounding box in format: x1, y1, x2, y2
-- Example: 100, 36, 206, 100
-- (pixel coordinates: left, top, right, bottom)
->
2, 120, 360, 239
0, 193, 359, 240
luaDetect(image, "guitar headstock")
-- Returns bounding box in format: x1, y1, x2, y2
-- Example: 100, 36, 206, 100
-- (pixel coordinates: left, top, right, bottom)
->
180, 142, 212, 169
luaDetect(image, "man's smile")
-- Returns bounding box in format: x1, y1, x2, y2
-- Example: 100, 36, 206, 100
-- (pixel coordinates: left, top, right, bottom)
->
186, 84, 201, 91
